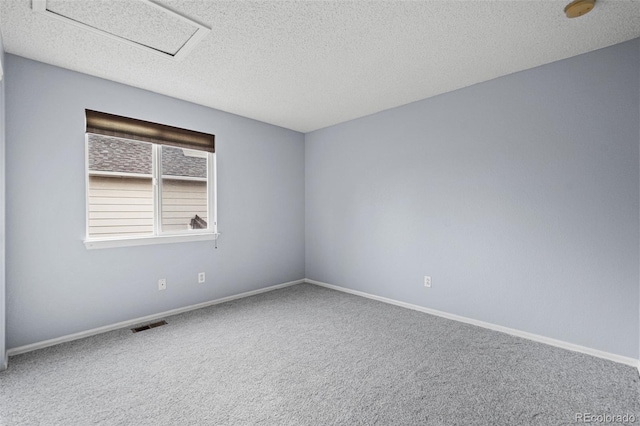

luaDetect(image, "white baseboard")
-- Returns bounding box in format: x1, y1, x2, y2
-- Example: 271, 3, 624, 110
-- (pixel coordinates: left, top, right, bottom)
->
6, 277, 639, 376
6, 279, 304, 359
306, 279, 640, 369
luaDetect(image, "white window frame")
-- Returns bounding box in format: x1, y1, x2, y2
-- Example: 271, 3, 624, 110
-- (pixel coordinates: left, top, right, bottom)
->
84, 134, 218, 249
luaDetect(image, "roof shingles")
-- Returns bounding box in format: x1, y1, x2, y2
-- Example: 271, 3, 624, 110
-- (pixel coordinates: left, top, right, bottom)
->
88, 134, 206, 178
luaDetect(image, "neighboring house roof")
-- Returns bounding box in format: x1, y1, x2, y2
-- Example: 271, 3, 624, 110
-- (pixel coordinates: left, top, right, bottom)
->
161, 145, 207, 178
88, 134, 151, 175
88, 134, 206, 178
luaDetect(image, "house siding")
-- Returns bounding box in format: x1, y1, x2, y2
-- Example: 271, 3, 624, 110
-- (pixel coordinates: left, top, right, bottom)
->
161, 179, 207, 232
88, 176, 208, 237
88, 176, 154, 237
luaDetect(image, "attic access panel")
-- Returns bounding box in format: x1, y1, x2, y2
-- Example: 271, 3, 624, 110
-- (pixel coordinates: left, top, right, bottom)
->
32, 0, 210, 61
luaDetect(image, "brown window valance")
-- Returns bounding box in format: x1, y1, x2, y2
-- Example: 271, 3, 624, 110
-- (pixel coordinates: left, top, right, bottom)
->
86, 109, 215, 153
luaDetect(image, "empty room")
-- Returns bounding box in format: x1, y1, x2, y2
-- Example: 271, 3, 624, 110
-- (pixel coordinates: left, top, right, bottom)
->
0, 0, 639, 424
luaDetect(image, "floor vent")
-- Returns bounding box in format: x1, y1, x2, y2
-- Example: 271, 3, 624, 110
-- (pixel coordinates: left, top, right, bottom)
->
131, 320, 167, 333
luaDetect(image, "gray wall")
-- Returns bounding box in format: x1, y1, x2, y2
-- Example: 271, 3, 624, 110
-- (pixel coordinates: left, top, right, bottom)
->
306, 39, 640, 359
0, 30, 6, 369
5, 55, 305, 349
4, 40, 639, 363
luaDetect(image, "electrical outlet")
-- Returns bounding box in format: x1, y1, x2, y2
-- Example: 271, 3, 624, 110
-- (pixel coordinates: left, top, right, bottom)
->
424, 276, 431, 288
158, 279, 167, 291
198, 272, 205, 283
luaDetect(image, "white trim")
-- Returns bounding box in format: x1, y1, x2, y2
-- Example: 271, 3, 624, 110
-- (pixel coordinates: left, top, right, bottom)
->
181, 148, 208, 158
7, 278, 638, 374
6, 279, 304, 358
210, 153, 218, 233
88, 170, 153, 179
161, 175, 207, 182
306, 279, 640, 368
85, 135, 90, 243
153, 144, 161, 234
1, 352, 7, 371
32, 0, 210, 61
84, 232, 219, 249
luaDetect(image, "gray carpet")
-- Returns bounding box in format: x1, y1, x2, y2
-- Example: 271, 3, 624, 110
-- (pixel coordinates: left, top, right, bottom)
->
0, 284, 638, 425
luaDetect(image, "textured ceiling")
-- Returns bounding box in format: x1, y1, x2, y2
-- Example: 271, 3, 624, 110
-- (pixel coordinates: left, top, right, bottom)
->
1, 0, 639, 133
45, 0, 198, 55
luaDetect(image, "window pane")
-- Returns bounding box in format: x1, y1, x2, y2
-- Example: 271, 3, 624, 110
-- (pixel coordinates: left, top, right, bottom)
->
88, 134, 152, 175
160, 146, 208, 233
87, 134, 154, 238
88, 176, 154, 237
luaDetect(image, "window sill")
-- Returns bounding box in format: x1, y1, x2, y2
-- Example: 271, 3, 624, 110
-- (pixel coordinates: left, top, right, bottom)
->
84, 232, 220, 250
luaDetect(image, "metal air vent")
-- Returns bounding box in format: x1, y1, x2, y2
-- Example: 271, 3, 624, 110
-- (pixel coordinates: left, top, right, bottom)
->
132, 320, 168, 333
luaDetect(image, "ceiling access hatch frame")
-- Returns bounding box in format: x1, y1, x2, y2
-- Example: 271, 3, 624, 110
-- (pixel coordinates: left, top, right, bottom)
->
32, 0, 211, 61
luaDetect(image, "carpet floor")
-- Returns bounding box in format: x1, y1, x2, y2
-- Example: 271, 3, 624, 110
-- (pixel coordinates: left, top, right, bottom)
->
0, 283, 638, 425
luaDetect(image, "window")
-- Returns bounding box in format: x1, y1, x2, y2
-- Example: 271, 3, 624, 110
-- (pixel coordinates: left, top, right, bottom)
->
84, 110, 217, 249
